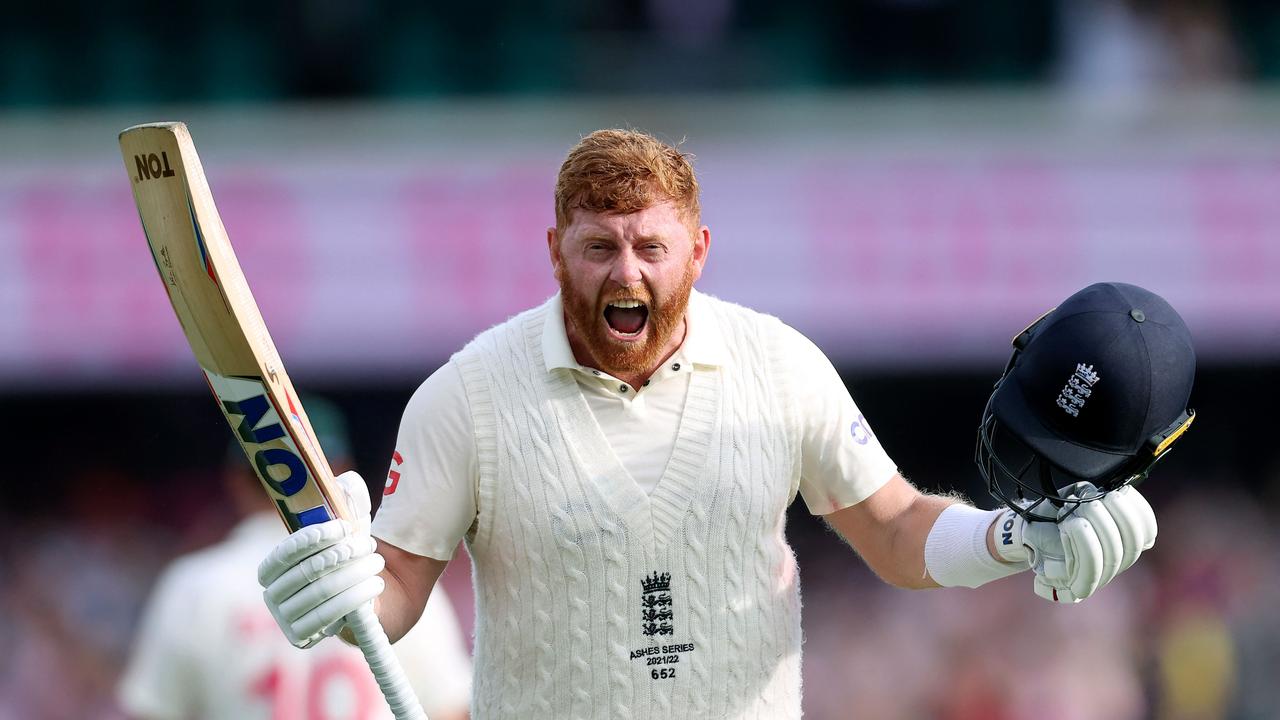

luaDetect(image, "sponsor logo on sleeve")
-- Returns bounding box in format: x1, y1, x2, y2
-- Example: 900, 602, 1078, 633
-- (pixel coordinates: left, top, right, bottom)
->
384, 450, 404, 496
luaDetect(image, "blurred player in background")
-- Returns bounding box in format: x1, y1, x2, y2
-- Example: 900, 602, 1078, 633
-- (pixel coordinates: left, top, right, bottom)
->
252, 130, 1193, 718
118, 397, 471, 720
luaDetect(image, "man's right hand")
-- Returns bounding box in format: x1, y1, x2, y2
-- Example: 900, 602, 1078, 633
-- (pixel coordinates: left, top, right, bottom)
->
257, 472, 386, 649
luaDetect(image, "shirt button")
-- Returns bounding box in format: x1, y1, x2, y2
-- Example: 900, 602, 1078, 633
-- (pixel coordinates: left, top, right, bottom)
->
671, 363, 681, 371
620, 385, 628, 393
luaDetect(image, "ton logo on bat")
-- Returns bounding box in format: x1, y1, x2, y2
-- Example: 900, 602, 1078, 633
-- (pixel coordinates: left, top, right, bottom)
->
133, 152, 176, 182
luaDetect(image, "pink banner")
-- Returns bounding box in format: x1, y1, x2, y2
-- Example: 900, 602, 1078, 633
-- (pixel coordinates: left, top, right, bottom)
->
1, 148, 1277, 385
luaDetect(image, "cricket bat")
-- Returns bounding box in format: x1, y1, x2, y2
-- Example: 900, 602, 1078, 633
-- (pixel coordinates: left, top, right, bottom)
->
120, 122, 427, 720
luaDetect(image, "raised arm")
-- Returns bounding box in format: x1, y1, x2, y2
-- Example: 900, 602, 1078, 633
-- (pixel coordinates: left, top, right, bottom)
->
260, 360, 478, 646
824, 468, 1160, 605
822, 473, 1006, 589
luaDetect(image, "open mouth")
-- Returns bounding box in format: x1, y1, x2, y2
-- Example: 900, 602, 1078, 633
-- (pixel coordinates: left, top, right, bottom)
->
603, 299, 649, 338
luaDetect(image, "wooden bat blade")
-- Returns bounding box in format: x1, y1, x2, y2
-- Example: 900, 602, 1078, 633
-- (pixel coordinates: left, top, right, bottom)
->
120, 122, 349, 530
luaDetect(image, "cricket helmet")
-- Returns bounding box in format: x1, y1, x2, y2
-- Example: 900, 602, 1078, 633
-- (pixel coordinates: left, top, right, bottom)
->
977, 282, 1196, 522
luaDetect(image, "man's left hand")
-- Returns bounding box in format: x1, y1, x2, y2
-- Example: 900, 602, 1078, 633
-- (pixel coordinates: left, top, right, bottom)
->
1046, 482, 1157, 602
997, 482, 1157, 603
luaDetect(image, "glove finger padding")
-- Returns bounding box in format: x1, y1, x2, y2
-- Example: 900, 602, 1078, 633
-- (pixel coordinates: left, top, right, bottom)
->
276, 552, 386, 623
1058, 513, 1105, 600
290, 576, 385, 641
258, 519, 351, 587
257, 506, 385, 650
265, 592, 326, 648
263, 533, 378, 606
1066, 498, 1125, 590
1102, 486, 1157, 573
1058, 482, 1114, 598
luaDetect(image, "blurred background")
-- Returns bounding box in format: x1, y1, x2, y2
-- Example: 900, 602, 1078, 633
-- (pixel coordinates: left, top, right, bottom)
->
2, 0, 1279, 718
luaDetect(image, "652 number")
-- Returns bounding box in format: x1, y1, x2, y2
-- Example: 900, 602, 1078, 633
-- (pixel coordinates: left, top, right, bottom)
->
651, 668, 676, 680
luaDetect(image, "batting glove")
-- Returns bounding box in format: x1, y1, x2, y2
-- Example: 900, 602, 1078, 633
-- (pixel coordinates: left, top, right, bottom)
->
993, 482, 1157, 603
257, 470, 385, 648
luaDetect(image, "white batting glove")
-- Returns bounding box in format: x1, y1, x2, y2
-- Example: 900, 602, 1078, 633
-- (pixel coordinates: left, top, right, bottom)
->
993, 482, 1157, 603
1051, 482, 1157, 602
992, 501, 1070, 600
257, 471, 385, 648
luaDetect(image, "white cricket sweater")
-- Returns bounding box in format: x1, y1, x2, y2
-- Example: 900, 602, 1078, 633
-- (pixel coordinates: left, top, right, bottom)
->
453, 293, 805, 719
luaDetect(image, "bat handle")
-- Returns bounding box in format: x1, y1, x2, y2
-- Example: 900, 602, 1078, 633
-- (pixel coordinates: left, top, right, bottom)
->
345, 601, 430, 720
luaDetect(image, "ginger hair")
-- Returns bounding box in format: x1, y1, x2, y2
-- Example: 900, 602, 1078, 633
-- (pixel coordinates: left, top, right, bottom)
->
554, 129, 700, 233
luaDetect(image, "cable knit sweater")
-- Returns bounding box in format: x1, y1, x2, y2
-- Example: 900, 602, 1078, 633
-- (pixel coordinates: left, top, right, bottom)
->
453, 294, 804, 720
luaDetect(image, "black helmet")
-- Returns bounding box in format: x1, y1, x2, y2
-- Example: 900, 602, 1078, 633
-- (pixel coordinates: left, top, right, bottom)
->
976, 282, 1196, 522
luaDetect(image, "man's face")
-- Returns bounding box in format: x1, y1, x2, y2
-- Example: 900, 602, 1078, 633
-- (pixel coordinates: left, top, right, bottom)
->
549, 200, 710, 376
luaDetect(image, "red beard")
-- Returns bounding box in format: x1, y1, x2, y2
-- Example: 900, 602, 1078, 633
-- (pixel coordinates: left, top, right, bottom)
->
557, 261, 696, 376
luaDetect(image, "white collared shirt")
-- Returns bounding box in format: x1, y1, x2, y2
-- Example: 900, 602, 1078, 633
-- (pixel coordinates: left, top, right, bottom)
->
540, 290, 729, 502
373, 290, 897, 561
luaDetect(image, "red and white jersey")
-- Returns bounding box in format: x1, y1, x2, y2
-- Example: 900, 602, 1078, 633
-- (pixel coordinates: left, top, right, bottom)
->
119, 513, 471, 720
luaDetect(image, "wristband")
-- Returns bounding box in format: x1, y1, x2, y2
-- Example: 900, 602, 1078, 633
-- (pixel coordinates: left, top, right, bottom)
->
924, 504, 1028, 588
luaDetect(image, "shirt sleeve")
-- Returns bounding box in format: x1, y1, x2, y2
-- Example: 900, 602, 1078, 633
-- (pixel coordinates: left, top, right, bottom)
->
372, 361, 478, 561
117, 564, 200, 720
392, 588, 473, 714
781, 325, 900, 515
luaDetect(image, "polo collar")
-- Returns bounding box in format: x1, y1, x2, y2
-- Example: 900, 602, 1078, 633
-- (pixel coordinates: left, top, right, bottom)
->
542, 293, 579, 372
542, 289, 729, 374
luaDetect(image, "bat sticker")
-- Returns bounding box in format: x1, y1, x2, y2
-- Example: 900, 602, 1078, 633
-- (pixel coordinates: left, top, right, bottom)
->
205, 370, 332, 529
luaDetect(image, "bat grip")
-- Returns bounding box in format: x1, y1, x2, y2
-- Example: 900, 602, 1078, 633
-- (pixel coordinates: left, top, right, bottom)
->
345, 601, 429, 720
